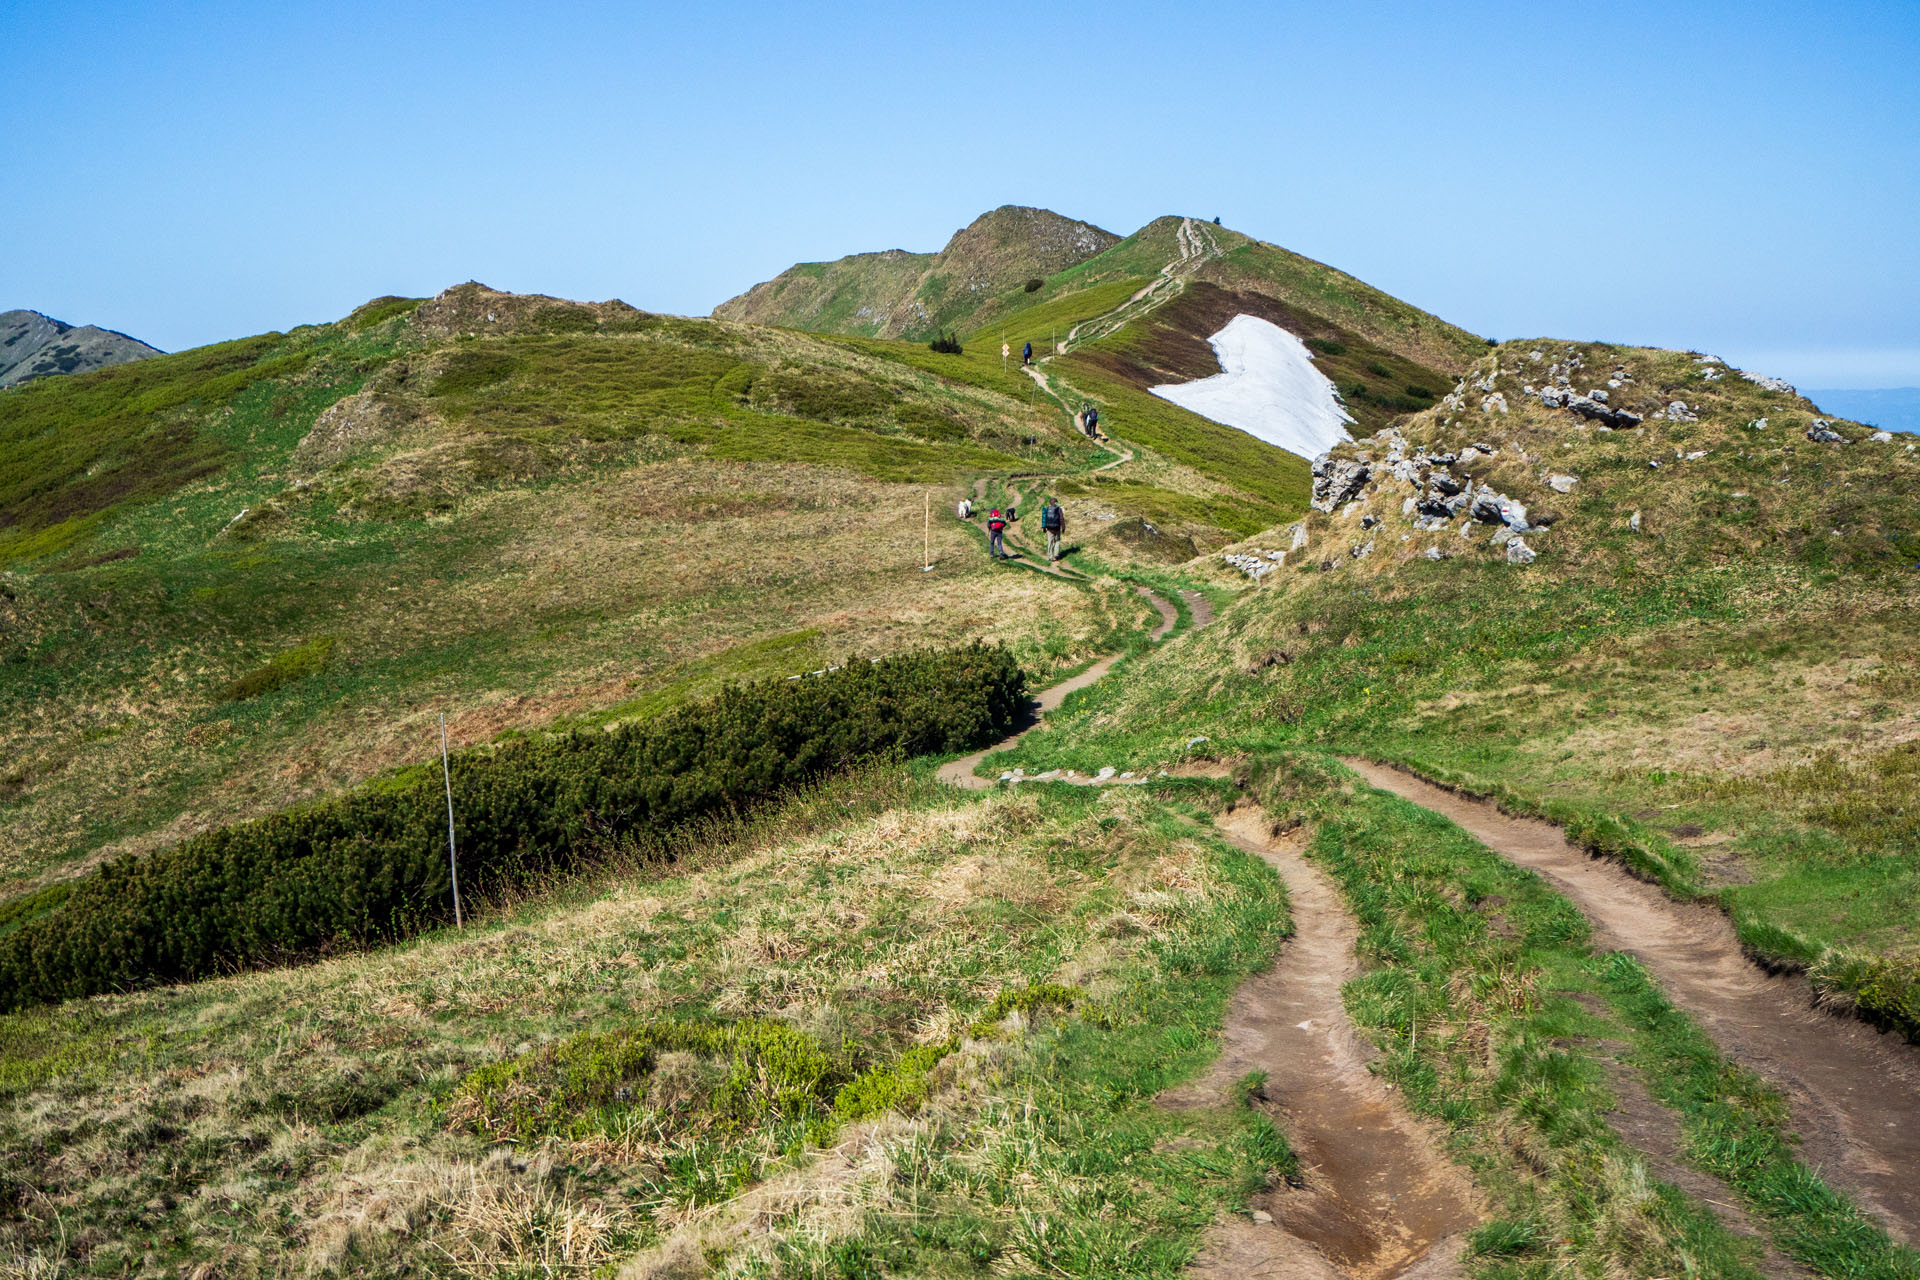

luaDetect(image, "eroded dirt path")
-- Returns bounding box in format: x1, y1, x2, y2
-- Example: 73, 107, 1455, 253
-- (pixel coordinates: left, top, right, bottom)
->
936, 584, 1199, 789
1166, 806, 1479, 1279
1346, 760, 1920, 1246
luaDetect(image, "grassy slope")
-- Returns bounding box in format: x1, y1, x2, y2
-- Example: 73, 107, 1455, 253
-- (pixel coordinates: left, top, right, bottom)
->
995, 338, 1920, 1025
5, 301, 1918, 1275
0, 773, 1294, 1276
838, 278, 1309, 537
1200, 234, 1487, 373
709, 249, 933, 337
0, 290, 1162, 892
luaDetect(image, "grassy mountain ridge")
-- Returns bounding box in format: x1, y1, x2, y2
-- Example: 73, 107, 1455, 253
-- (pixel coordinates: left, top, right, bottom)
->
0, 282, 1182, 895
9, 230, 1920, 1280
994, 338, 1920, 1022
712, 205, 1118, 339
721, 209, 1485, 375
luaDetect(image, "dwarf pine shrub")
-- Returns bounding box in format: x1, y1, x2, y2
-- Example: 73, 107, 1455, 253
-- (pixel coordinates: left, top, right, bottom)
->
0, 644, 1025, 1011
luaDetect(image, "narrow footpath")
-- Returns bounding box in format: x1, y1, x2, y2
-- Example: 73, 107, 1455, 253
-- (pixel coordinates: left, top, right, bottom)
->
1165, 805, 1479, 1280
1346, 760, 1920, 1247
935, 585, 1186, 789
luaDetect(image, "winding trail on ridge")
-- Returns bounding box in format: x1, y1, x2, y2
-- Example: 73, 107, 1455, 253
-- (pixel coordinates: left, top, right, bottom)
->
935, 584, 1202, 790
1167, 805, 1479, 1280
1012, 216, 1219, 471
1346, 759, 1920, 1247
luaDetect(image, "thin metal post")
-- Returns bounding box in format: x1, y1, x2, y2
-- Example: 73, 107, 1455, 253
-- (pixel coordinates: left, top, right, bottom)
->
441, 712, 462, 929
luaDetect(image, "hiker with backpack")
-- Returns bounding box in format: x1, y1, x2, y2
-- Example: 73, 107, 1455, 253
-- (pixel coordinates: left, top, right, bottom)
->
1085, 404, 1100, 437
1041, 497, 1066, 561
986, 508, 1011, 559
1022, 341, 1032, 367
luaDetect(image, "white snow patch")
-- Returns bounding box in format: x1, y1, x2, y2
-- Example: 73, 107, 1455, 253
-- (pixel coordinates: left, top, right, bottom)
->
1150, 314, 1354, 459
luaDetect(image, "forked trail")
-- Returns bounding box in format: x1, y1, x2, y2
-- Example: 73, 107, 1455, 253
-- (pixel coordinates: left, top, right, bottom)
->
1165, 805, 1479, 1280
935, 584, 1195, 789
1347, 760, 1920, 1246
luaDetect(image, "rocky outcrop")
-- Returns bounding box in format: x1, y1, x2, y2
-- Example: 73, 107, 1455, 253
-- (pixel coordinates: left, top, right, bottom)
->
1807, 420, 1849, 444
1534, 385, 1644, 429
1310, 455, 1371, 512
1739, 369, 1796, 395
409, 283, 643, 340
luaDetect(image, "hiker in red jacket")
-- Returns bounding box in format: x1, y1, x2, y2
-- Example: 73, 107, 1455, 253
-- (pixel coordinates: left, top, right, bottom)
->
987, 508, 1010, 559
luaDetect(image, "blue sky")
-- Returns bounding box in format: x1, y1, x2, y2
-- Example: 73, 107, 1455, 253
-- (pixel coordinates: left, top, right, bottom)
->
5, 1, 1916, 386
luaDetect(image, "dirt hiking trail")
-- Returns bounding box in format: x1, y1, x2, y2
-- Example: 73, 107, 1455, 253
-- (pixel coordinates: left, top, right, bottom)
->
936, 585, 1200, 790
1346, 760, 1920, 1246
1165, 805, 1479, 1279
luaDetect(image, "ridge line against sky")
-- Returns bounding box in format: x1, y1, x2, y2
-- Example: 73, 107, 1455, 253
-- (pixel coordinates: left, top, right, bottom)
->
3, 0, 1915, 387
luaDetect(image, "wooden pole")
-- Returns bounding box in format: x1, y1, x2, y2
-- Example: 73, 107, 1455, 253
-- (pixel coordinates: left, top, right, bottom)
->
441, 712, 462, 929
923, 491, 931, 571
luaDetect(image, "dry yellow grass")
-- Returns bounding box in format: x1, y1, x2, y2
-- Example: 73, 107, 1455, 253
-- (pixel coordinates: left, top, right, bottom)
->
0, 777, 1268, 1275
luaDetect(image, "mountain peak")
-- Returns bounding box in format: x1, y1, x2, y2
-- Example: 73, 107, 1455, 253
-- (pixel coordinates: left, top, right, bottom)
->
713, 207, 1118, 339
0, 309, 161, 388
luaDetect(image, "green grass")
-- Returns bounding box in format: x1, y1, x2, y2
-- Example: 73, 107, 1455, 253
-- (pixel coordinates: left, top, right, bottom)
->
986, 329, 1920, 1032
0, 774, 1297, 1276
1267, 754, 1919, 1279
1053, 353, 1311, 514
0, 333, 317, 565
215, 635, 338, 702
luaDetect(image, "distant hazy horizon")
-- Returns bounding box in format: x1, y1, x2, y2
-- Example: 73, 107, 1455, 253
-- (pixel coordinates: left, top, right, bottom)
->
1804, 388, 1920, 433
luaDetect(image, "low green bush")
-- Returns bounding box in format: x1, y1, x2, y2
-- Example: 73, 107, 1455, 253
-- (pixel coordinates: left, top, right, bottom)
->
0, 645, 1025, 1011
452, 1016, 844, 1141
216, 636, 337, 702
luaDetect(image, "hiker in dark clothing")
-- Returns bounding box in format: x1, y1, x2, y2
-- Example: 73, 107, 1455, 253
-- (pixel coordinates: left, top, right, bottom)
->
1041, 497, 1066, 561
1085, 404, 1100, 437
986, 508, 1010, 559
1022, 341, 1033, 366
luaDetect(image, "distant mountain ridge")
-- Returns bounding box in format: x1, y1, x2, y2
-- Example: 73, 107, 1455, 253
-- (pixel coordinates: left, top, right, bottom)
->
715, 208, 1485, 376
713, 206, 1119, 340
0, 309, 161, 387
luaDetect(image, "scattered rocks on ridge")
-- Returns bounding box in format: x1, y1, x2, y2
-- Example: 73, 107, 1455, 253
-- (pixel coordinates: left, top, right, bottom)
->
1310, 456, 1371, 513
1534, 385, 1644, 429
1739, 369, 1796, 395
1807, 420, 1849, 444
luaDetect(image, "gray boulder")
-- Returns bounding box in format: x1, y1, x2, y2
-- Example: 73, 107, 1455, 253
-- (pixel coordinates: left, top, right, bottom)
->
1311, 455, 1371, 513
1806, 420, 1848, 444
1469, 490, 1529, 529
1506, 538, 1538, 565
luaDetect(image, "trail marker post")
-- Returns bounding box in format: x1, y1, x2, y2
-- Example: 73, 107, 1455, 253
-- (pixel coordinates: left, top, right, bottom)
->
440, 712, 462, 929
923, 491, 933, 571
